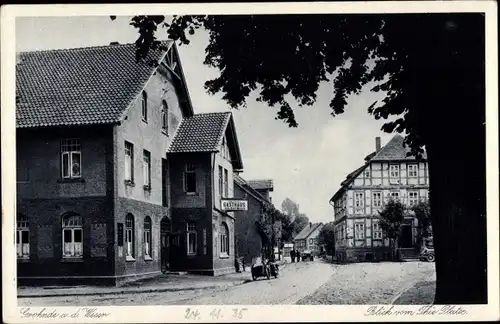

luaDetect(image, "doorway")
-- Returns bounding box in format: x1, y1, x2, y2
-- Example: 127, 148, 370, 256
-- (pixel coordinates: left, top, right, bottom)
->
160, 217, 171, 274
400, 224, 413, 248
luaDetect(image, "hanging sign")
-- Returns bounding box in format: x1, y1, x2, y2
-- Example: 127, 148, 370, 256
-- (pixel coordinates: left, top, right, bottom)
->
221, 199, 248, 211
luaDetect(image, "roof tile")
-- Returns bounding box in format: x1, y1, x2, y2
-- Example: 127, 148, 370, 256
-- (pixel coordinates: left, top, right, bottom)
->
16, 42, 172, 128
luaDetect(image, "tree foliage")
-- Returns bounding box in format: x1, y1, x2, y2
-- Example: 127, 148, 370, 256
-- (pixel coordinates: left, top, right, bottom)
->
377, 198, 407, 260
411, 200, 432, 248
279, 197, 309, 239
118, 12, 487, 304
317, 222, 336, 255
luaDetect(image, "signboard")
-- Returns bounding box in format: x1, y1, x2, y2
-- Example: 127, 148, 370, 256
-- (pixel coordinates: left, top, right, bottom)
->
221, 199, 248, 211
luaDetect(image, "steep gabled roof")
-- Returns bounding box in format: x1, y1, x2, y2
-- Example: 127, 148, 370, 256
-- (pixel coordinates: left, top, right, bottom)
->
294, 223, 324, 241
16, 41, 193, 128
234, 174, 271, 204
168, 112, 244, 170
371, 134, 427, 161
247, 179, 274, 192
329, 134, 427, 202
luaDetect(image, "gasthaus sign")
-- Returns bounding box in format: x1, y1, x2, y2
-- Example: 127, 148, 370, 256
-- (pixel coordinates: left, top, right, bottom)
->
221, 199, 248, 211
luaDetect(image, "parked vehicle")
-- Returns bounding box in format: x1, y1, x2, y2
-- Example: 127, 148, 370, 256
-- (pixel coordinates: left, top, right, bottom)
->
251, 257, 270, 281
419, 247, 435, 262
301, 250, 314, 261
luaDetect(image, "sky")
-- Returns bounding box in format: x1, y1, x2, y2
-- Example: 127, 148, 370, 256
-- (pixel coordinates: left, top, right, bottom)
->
15, 16, 398, 224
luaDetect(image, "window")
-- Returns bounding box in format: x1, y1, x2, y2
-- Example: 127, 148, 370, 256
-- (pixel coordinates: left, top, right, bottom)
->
61, 139, 81, 179
372, 192, 382, 207
224, 169, 229, 198
17, 214, 29, 259
141, 91, 148, 121
218, 166, 223, 198
364, 169, 370, 178
184, 163, 196, 193
373, 222, 383, 239
144, 217, 152, 259
408, 191, 419, 206
220, 222, 229, 256
125, 214, 135, 259
355, 223, 365, 239
162, 100, 168, 133
187, 222, 197, 255
341, 226, 345, 240
389, 164, 400, 179
408, 164, 418, 177
125, 142, 134, 182
355, 192, 364, 207
390, 191, 400, 200
309, 238, 314, 245
143, 150, 151, 187
62, 213, 83, 258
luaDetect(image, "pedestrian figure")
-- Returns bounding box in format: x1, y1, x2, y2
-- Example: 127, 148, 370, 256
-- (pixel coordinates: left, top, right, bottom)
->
296, 251, 301, 263
290, 249, 296, 263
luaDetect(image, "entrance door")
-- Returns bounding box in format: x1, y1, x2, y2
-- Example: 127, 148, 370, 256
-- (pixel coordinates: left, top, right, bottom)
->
160, 217, 171, 273
400, 225, 413, 248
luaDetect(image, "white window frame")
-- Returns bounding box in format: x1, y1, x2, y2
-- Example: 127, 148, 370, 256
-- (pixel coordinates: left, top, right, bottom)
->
218, 166, 224, 198
125, 142, 134, 182
162, 100, 168, 133
372, 191, 382, 207
17, 215, 30, 259
62, 214, 83, 259
408, 191, 419, 206
220, 223, 229, 256
184, 163, 196, 194
187, 222, 197, 255
408, 163, 418, 178
354, 192, 364, 208
144, 217, 152, 260
390, 191, 400, 201
372, 222, 383, 239
61, 138, 81, 179
355, 223, 365, 240
389, 164, 400, 179
141, 91, 148, 122
143, 150, 151, 187
125, 214, 135, 259
224, 168, 229, 198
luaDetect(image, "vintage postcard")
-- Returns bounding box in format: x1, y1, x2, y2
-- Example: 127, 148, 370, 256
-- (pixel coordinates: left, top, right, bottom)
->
1, 1, 499, 323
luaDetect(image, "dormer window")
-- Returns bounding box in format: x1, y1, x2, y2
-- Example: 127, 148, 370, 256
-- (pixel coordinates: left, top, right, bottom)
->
141, 91, 148, 122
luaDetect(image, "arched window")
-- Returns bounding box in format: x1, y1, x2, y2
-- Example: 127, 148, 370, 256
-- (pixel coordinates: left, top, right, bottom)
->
125, 214, 135, 259
141, 91, 148, 122
17, 214, 30, 259
62, 213, 83, 258
220, 222, 229, 256
162, 100, 169, 133
144, 216, 152, 259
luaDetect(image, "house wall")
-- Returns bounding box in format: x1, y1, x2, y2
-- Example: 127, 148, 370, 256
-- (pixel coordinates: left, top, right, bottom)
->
305, 225, 323, 252
233, 183, 264, 266
112, 64, 186, 281
16, 126, 116, 284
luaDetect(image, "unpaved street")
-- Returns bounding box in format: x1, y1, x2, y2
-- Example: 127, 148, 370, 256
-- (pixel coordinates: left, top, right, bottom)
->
18, 260, 435, 306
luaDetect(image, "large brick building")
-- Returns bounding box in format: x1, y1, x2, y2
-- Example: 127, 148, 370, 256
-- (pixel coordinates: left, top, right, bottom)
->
329, 135, 430, 262
15, 41, 244, 285
233, 176, 274, 266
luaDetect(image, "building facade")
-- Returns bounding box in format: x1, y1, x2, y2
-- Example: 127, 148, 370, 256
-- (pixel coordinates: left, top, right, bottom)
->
293, 223, 324, 254
15, 41, 244, 285
329, 135, 430, 262
233, 175, 274, 266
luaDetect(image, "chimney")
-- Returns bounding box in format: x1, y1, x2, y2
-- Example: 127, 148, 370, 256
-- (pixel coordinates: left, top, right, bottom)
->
375, 137, 381, 152
310, 222, 312, 228
109, 41, 120, 45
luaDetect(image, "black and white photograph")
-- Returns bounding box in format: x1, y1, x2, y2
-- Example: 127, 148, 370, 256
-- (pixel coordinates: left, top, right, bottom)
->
1, 2, 498, 323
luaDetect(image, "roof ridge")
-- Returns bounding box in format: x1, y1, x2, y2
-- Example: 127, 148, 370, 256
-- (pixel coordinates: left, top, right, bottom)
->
18, 40, 173, 55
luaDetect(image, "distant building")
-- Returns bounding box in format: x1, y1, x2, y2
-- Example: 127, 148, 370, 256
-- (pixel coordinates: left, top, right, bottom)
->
233, 175, 276, 266
329, 135, 430, 262
247, 179, 274, 202
293, 223, 324, 253
15, 41, 245, 286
